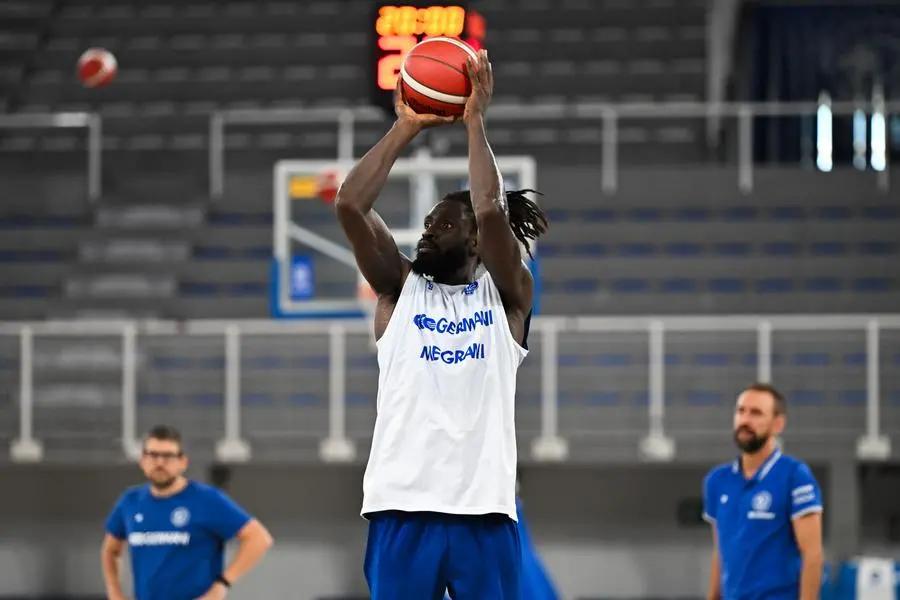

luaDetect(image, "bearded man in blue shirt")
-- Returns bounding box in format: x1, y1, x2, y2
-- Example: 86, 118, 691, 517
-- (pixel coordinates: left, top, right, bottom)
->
703, 383, 825, 600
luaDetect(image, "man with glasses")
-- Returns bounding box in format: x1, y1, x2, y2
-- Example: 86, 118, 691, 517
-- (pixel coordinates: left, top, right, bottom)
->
100, 425, 273, 600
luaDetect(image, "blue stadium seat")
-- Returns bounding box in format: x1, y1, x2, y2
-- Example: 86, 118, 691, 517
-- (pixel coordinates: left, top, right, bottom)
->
859, 241, 897, 255
816, 206, 852, 220
839, 390, 865, 405
757, 278, 794, 293
692, 353, 731, 366
863, 205, 900, 219
768, 206, 805, 220
805, 278, 843, 292
675, 207, 710, 221
584, 391, 623, 405
708, 278, 744, 293
619, 243, 656, 256
811, 242, 848, 256
793, 353, 831, 366
627, 208, 663, 221
288, 394, 321, 405
662, 278, 697, 293
242, 394, 274, 405
572, 243, 608, 256
722, 206, 759, 220
584, 209, 616, 221
665, 242, 703, 256
791, 390, 826, 405
853, 278, 891, 292
189, 394, 222, 406
139, 394, 173, 406
686, 391, 725, 405
612, 278, 650, 292
590, 353, 632, 367
714, 242, 752, 256
763, 242, 801, 256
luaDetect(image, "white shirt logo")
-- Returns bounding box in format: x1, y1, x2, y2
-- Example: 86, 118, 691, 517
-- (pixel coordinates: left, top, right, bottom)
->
752, 491, 771, 511
170, 507, 190, 528
720, 494, 728, 504
134, 513, 143, 523
748, 490, 775, 519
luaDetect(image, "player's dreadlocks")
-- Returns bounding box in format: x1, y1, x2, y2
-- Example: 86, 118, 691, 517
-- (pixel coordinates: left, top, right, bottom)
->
443, 189, 549, 260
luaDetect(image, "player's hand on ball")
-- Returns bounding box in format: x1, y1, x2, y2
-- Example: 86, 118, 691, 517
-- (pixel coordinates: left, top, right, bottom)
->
463, 49, 493, 124
394, 78, 458, 130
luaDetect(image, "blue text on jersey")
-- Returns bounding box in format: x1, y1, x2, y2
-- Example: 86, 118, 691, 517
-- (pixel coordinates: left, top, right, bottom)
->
413, 310, 494, 334
420, 342, 486, 364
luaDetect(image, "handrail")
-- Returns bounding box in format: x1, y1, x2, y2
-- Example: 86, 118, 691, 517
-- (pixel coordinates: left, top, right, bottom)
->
0, 111, 102, 202
2, 315, 895, 465
207, 99, 897, 198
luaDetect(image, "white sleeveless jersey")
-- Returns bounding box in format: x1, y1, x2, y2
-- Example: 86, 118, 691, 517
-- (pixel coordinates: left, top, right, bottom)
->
361, 270, 528, 521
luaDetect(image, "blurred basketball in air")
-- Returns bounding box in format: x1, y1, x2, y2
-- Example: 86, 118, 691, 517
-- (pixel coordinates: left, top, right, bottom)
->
77, 48, 117, 88
400, 37, 477, 117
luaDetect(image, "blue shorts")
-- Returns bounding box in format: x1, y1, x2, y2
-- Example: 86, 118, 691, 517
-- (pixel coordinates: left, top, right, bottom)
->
364, 510, 521, 600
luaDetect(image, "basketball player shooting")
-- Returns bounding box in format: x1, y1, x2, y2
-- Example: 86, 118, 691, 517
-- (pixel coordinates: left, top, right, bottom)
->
334, 49, 549, 599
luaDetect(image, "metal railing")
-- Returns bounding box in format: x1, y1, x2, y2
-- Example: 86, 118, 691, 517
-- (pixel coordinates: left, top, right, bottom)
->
3, 99, 892, 202
0, 111, 102, 201
2, 315, 897, 464
207, 99, 897, 198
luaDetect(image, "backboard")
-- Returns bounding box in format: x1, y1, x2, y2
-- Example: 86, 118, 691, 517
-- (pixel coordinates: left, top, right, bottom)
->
271, 153, 540, 327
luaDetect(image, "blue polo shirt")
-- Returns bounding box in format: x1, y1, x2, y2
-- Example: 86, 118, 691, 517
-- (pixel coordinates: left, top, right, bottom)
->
105, 480, 252, 600
702, 449, 823, 600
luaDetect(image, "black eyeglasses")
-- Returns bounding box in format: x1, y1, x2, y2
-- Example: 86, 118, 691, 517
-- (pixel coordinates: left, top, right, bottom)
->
142, 450, 182, 461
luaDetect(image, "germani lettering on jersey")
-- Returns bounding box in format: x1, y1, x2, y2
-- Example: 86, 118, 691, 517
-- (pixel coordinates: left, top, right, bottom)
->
128, 531, 191, 547
420, 342, 486, 364
412, 309, 494, 334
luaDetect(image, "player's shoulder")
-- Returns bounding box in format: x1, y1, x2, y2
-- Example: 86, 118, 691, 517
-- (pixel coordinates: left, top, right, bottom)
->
184, 479, 228, 500
115, 483, 151, 505
704, 459, 737, 480
774, 451, 817, 479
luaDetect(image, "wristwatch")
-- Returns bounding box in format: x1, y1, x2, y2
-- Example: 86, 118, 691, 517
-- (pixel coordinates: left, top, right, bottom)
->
215, 575, 231, 588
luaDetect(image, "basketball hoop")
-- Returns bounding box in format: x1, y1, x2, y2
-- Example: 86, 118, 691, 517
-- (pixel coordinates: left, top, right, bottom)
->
357, 272, 378, 351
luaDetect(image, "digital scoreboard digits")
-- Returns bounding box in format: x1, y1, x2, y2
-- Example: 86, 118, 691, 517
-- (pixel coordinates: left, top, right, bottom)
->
370, 2, 486, 115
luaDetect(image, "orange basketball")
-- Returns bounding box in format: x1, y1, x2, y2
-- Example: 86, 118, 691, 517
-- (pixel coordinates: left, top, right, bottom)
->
77, 48, 117, 88
400, 37, 477, 117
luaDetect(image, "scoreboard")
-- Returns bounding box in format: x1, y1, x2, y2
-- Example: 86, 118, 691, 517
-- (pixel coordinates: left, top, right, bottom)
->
369, 2, 486, 115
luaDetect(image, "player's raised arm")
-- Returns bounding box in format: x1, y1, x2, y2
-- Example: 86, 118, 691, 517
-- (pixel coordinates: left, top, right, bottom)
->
335, 81, 457, 297
463, 50, 547, 315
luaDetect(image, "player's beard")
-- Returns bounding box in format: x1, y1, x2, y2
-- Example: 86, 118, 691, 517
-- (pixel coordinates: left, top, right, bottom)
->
733, 426, 769, 454
411, 244, 469, 282
148, 471, 178, 491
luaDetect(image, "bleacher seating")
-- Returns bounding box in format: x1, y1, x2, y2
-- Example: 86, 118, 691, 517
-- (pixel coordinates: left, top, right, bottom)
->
1, 0, 710, 162
0, 166, 898, 320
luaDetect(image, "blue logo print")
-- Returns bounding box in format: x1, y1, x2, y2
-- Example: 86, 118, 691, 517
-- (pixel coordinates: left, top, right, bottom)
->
420, 343, 485, 364
412, 310, 494, 334
463, 281, 478, 295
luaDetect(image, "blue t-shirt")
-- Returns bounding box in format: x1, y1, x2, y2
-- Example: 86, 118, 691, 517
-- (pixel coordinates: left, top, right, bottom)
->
703, 450, 823, 600
105, 480, 252, 600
